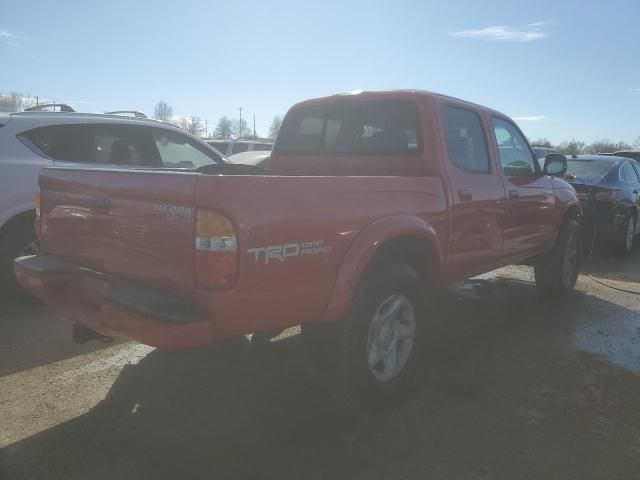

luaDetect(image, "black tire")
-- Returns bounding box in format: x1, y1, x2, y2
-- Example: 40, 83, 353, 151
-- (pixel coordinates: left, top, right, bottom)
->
534, 218, 580, 295
0, 219, 38, 294
618, 214, 635, 255
337, 261, 427, 406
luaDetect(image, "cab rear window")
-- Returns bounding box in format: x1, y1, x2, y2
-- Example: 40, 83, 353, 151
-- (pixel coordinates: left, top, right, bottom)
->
275, 100, 423, 155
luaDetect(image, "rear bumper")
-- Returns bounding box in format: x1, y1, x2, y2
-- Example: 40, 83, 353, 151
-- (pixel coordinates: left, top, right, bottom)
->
579, 200, 626, 246
14, 255, 216, 350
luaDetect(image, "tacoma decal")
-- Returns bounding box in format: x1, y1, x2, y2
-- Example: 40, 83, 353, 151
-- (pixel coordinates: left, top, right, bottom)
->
152, 204, 193, 223
248, 240, 332, 264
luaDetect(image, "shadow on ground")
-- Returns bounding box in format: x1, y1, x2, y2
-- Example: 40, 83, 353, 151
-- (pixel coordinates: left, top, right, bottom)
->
583, 241, 640, 285
0, 294, 120, 378
2, 275, 640, 480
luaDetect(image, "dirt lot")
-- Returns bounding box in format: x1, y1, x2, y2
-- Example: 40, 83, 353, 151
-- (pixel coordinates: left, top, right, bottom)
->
2, 252, 640, 480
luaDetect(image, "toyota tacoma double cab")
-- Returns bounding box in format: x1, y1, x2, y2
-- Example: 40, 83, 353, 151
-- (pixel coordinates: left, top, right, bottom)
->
15, 90, 580, 404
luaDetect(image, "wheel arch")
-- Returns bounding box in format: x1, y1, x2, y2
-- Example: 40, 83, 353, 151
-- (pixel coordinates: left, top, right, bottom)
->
320, 215, 443, 324
0, 208, 36, 243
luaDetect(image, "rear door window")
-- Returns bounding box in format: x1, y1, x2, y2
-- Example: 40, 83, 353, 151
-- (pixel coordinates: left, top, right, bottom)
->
275, 100, 422, 155
442, 106, 490, 173
20, 124, 156, 166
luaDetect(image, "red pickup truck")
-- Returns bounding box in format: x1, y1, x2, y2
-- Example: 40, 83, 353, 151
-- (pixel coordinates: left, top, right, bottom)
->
15, 90, 580, 403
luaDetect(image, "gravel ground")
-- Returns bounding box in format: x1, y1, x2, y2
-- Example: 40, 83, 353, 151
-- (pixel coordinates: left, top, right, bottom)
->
2, 251, 640, 479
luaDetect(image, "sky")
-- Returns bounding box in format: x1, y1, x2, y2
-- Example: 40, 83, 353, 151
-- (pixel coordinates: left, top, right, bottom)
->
1, 0, 639, 144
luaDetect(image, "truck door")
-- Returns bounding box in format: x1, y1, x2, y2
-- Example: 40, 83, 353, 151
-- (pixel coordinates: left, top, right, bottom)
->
490, 117, 555, 257
440, 104, 506, 280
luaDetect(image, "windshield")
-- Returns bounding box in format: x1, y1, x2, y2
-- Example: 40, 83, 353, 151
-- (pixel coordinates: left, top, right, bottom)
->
567, 159, 613, 181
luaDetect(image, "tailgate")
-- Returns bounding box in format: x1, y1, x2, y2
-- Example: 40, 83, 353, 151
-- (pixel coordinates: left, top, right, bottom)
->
39, 168, 198, 298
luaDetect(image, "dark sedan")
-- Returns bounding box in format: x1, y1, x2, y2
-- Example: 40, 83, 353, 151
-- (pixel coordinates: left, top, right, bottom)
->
566, 155, 640, 254
614, 150, 640, 162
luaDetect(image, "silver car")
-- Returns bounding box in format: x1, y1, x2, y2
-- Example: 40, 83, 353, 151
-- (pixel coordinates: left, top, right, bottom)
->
0, 110, 226, 292
206, 139, 273, 157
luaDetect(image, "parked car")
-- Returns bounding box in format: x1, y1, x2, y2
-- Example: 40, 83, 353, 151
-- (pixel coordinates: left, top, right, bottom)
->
614, 150, 640, 162
0, 110, 226, 292
16, 90, 580, 404
227, 150, 270, 167
206, 139, 273, 157
565, 155, 640, 254
532, 146, 560, 168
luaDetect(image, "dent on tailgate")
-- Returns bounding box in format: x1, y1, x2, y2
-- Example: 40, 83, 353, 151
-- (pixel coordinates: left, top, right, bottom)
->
39, 168, 199, 299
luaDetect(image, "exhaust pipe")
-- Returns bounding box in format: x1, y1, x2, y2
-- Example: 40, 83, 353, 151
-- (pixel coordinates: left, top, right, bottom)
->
72, 324, 114, 344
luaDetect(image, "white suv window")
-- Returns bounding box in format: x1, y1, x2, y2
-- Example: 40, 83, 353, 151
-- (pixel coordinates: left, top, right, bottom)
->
20, 124, 153, 165
152, 129, 219, 168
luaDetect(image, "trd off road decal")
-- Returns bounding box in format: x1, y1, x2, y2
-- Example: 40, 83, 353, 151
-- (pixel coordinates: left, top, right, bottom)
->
248, 240, 332, 264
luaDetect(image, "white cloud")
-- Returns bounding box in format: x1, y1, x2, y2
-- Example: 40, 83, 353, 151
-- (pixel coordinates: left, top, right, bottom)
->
513, 115, 548, 122
451, 21, 550, 43
0, 29, 27, 47
627, 88, 640, 95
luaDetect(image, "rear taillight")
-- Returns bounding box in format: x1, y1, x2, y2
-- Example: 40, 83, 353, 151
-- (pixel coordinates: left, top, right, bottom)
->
194, 209, 237, 289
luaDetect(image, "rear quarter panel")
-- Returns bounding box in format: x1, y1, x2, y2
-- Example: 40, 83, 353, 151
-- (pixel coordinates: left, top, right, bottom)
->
194, 175, 447, 336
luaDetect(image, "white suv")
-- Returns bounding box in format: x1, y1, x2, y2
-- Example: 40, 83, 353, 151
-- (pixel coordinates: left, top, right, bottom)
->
0, 111, 226, 292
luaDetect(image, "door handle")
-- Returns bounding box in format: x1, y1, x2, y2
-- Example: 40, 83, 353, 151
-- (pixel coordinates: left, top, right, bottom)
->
458, 189, 473, 202
508, 189, 519, 199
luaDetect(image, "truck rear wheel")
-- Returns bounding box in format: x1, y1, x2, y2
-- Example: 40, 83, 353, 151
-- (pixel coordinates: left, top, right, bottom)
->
534, 218, 580, 295
337, 262, 427, 406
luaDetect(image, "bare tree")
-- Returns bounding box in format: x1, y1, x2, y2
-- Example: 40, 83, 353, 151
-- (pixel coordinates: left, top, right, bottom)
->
0, 92, 26, 112
558, 140, 586, 156
153, 101, 173, 122
584, 139, 631, 154
269, 115, 282, 140
175, 117, 203, 136
232, 118, 250, 138
531, 138, 553, 148
633, 136, 640, 150
215, 116, 233, 139
186, 117, 204, 136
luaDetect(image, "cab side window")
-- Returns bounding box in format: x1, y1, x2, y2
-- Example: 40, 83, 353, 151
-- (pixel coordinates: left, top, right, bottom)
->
442, 106, 490, 173
620, 162, 640, 183
492, 118, 537, 176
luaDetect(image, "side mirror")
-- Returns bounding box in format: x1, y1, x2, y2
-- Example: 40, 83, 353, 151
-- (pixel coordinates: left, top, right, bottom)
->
543, 153, 567, 176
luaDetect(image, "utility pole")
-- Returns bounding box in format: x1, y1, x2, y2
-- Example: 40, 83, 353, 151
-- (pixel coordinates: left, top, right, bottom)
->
204, 119, 208, 138
238, 107, 242, 139
253, 114, 256, 138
